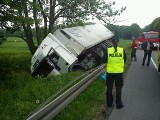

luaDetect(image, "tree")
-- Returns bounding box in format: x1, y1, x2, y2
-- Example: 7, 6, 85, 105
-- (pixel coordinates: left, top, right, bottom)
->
106, 24, 120, 41
0, 30, 6, 45
0, 0, 126, 55
89, 1, 126, 25
150, 17, 160, 32
0, 0, 37, 54
0, 0, 94, 54
142, 25, 151, 32
130, 23, 141, 39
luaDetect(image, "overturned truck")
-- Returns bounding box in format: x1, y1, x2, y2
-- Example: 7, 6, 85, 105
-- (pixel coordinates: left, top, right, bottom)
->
31, 24, 114, 77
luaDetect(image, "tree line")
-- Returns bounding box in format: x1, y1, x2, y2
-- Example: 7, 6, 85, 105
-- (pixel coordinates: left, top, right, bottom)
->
107, 17, 160, 40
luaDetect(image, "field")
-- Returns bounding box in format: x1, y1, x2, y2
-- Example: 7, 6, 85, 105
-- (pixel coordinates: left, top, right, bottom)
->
0, 37, 132, 120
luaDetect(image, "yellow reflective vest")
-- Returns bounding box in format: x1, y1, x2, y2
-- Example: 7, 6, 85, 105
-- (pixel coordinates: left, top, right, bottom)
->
106, 47, 124, 73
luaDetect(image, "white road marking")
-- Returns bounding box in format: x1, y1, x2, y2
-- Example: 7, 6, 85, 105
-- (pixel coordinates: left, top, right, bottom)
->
151, 57, 160, 76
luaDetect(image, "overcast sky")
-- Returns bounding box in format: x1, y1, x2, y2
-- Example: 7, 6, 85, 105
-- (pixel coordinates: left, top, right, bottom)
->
110, 0, 160, 28
93, 0, 160, 28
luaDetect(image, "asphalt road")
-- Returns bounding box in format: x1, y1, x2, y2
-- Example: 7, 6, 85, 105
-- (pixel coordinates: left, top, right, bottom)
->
107, 49, 160, 120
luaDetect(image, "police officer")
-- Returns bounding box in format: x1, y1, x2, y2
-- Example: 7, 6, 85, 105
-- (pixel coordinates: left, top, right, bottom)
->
103, 37, 126, 109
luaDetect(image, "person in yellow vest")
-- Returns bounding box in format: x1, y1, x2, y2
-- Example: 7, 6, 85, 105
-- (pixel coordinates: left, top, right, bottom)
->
103, 37, 126, 109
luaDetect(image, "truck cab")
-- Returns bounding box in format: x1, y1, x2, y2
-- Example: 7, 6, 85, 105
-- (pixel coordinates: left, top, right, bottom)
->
30, 34, 78, 76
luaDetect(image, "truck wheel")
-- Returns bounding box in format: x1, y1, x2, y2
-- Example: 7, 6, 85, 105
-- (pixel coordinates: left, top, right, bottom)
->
95, 47, 104, 58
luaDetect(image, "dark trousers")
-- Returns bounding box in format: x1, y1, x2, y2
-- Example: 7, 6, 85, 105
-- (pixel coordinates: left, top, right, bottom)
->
106, 73, 123, 106
142, 50, 152, 65
131, 48, 137, 60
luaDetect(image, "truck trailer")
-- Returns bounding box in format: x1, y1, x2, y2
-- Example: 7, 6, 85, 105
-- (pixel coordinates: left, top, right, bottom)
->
30, 24, 114, 77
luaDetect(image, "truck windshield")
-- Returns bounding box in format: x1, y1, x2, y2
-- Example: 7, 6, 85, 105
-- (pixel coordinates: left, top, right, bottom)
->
145, 33, 158, 38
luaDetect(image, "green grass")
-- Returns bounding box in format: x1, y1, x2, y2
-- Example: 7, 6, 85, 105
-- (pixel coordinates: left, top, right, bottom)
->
0, 38, 132, 120
54, 78, 106, 120
0, 71, 82, 120
118, 39, 132, 49
0, 37, 30, 54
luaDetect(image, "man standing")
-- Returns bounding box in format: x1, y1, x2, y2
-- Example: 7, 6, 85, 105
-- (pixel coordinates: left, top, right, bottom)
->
103, 37, 126, 109
141, 38, 154, 66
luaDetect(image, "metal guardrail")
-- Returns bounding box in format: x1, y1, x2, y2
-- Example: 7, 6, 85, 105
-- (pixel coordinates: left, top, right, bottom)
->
26, 64, 106, 120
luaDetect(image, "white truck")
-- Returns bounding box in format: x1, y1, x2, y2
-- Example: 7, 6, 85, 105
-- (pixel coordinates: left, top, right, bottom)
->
30, 24, 114, 76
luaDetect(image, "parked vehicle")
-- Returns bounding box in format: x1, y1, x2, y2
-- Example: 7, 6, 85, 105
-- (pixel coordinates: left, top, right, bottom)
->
30, 24, 114, 77
138, 31, 159, 48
